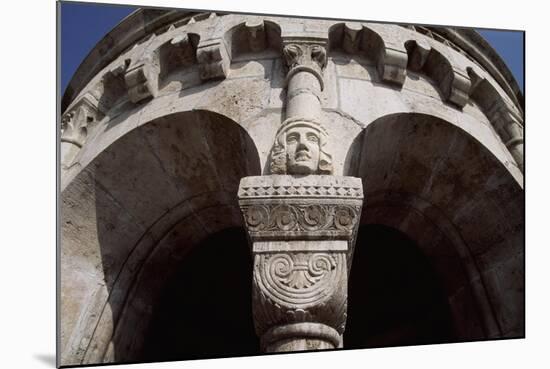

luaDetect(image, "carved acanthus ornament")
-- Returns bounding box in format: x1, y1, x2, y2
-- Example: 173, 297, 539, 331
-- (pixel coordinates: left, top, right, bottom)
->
283, 42, 327, 90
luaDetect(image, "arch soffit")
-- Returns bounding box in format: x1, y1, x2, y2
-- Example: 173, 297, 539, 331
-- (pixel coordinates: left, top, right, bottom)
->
349, 113, 523, 338
60, 110, 261, 364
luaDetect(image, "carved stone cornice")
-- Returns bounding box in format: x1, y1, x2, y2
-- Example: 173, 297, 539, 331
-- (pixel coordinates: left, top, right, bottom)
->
238, 175, 363, 352
239, 176, 362, 241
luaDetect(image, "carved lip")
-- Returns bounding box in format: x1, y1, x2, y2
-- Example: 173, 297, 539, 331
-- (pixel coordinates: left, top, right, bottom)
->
295, 153, 311, 161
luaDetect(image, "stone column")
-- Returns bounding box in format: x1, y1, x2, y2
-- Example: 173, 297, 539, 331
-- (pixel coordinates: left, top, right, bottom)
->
282, 40, 327, 127
238, 38, 364, 353
239, 176, 363, 352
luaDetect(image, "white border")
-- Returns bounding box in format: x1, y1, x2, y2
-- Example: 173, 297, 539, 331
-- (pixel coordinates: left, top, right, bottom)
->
2, 0, 548, 368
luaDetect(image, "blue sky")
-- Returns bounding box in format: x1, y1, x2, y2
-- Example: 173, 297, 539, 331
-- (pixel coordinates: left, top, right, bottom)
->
60, 2, 524, 96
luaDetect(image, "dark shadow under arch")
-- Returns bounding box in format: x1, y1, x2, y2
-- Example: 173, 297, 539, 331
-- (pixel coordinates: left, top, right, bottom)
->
345, 224, 454, 348
142, 227, 260, 362
61, 109, 262, 365
343, 112, 524, 342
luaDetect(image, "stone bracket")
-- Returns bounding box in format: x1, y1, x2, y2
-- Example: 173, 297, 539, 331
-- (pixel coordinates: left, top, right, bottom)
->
124, 51, 160, 103
405, 40, 471, 108
445, 68, 471, 108
377, 46, 408, 87
334, 23, 408, 87
467, 68, 524, 172
157, 33, 198, 79
405, 39, 431, 72
196, 38, 231, 81
342, 23, 363, 54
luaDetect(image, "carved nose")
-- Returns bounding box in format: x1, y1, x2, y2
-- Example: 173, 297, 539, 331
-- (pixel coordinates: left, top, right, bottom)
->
296, 139, 309, 151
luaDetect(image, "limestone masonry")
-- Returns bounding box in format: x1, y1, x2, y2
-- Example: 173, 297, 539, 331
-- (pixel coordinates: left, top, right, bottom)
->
60, 9, 524, 366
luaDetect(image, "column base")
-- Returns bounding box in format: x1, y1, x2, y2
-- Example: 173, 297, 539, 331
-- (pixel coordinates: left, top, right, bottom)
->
261, 323, 341, 352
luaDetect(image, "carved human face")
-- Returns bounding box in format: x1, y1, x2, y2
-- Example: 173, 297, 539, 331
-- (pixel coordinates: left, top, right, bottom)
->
285, 126, 320, 174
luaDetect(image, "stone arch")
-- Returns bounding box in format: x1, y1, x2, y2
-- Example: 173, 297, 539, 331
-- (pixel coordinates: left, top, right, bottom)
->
344, 112, 524, 342
60, 110, 261, 365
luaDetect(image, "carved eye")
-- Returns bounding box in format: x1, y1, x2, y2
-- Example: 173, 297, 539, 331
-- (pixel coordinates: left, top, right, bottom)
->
286, 133, 298, 144
307, 133, 319, 143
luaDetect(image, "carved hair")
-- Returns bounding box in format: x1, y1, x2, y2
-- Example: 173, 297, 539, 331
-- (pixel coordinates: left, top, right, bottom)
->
269, 118, 333, 174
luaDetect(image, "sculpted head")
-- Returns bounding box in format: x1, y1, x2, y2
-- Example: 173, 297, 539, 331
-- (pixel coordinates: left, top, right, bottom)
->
270, 119, 332, 175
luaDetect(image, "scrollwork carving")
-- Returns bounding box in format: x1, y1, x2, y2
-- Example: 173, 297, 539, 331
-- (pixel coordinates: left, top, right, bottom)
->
240, 202, 361, 239
272, 204, 298, 231
252, 250, 349, 342
244, 205, 269, 231
255, 252, 344, 308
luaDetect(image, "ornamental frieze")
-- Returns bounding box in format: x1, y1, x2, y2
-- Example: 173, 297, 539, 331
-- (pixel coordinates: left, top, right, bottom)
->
240, 202, 361, 239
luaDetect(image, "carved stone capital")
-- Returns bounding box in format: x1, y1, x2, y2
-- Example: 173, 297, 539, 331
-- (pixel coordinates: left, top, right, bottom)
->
238, 175, 363, 352
282, 41, 327, 90
61, 93, 104, 148
252, 247, 348, 351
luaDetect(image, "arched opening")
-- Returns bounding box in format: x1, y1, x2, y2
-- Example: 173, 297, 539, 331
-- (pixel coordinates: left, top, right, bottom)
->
142, 227, 260, 362
344, 112, 524, 343
60, 110, 262, 365
345, 224, 454, 348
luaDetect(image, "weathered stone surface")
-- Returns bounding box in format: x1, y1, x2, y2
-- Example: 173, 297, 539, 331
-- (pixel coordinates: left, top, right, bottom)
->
60, 10, 524, 366
196, 38, 231, 80
239, 175, 363, 351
